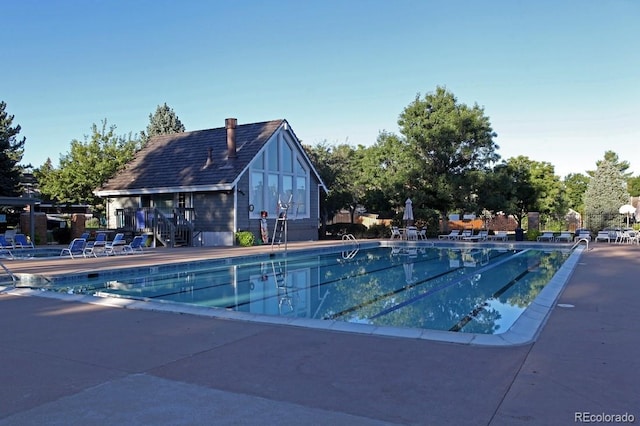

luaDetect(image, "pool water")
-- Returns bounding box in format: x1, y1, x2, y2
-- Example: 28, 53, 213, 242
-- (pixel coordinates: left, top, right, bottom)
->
42, 245, 571, 335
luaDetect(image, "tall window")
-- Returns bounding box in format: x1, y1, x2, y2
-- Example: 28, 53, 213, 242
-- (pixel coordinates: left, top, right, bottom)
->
250, 134, 309, 218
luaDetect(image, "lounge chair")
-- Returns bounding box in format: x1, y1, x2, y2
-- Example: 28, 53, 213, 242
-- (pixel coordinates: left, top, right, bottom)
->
488, 231, 508, 241
537, 232, 555, 242
458, 229, 473, 240
439, 230, 459, 240
555, 232, 572, 242
84, 233, 108, 257
105, 233, 127, 255
574, 229, 591, 242
61, 238, 87, 259
13, 234, 35, 249
122, 235, 146, 254
595, 231, 612, 243
0, 235, 14, 249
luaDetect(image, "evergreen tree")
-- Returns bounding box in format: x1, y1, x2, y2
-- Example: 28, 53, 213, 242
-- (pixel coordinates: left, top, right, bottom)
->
140, 103, 185, 145
584, 158, 630, 231
0, 101, 27, 196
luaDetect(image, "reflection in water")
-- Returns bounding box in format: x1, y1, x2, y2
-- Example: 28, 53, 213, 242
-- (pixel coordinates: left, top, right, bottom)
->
87, 246, 569, 335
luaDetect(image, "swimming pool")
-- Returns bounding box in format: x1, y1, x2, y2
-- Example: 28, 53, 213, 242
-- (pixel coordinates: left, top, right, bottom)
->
0, 247, 63, 260
17, 242, 581, 344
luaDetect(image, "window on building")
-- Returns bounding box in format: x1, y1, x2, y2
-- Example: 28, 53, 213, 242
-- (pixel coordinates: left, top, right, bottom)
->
249, 134, 309, 218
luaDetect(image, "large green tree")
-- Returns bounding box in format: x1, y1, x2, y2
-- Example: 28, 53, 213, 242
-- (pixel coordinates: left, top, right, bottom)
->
140, 103, 185, 145
0, 101, 27, 196
583, 157, 630, 231
563, 173, 590, 213
36, 120, 142, 215
397, 86, 499, 228
304, 142, 355, 231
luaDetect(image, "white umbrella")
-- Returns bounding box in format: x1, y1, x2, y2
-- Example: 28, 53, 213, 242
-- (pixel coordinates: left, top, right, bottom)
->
619, 204, 635, 227
403, 198, 414, 224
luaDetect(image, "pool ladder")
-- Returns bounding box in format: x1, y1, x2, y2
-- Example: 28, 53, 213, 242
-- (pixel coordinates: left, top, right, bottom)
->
0, 260, 17, 286
571, 237, 590, 251
341, 234, 359, 259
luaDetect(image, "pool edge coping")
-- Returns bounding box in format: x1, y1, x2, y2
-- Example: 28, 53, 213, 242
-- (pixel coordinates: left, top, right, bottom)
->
0, 242, 584, 347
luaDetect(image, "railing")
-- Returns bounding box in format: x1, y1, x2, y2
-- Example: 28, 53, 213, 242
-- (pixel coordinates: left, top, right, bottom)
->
341, 234, 359, 259
114, 207, 194, 248
571, 238, 590, 251
0, 260, 17, 285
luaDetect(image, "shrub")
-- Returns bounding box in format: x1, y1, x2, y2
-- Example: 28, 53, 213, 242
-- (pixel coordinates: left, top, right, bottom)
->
364, 224, 389, 238
526, 229, 541, 241
235, 231, 256, 247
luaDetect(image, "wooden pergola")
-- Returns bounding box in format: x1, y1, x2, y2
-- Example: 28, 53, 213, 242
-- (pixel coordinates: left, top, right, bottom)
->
0, 197, 38, 242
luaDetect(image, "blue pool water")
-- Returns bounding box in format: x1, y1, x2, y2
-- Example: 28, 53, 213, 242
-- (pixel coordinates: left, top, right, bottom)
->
28, 243, 575, 336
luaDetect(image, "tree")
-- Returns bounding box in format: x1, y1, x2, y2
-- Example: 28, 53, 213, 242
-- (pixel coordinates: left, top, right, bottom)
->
140, 103, 185, 145
477, 156, 562, 229
563, 173, 590, 213
627, 175, 640, 196
0, 101, 27, 196
583, 158, 630, 231
397, 86, 499, 228
36, 120, 142, 216
587, 150, 632, 178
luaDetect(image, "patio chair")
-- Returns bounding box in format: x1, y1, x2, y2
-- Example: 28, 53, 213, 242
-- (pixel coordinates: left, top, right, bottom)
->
477, 230, 489, 241
574, 229, 591, 242
418, 228, 427, 240
105, 233, 127, 255
537, 232, 555, 242
555, 232, 572, 242
406, 226, 418, 241
390, 226, 402, 240
488, 231, 508, 241
83, 232, 108, 257
13, 234, 34, 249
0, 235, 14, 249
458, 229, 473, 240
122, 235, 146, 254
438, 230, 459, 240
60, 238, 87, 259
595, 231, 612, 243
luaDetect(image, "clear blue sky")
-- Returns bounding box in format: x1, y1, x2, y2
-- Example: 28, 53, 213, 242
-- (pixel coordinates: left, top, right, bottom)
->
3, 0, 639, 179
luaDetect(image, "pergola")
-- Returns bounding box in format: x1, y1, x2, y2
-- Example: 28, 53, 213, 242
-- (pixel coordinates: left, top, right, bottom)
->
0, 197, 38, 241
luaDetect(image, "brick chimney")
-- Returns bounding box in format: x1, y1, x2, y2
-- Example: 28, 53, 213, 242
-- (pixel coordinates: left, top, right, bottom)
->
225, 118, 237, 159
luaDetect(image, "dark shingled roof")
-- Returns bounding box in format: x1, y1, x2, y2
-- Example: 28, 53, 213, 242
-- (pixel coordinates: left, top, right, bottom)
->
98, 119, 285, 194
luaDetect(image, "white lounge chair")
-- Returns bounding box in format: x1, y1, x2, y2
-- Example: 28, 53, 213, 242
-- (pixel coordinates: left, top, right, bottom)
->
488, 231, 508, 241
574, 229, 591, 242
537, 232, 555, 242
555, 232, 572, 242
439, 230, 459, 240
595, 231, 612, 243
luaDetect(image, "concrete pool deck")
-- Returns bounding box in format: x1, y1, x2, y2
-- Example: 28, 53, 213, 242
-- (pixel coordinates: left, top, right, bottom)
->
1, 241, 638, 425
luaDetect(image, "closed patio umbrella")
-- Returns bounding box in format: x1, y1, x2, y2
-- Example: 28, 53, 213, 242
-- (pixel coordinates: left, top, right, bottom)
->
403, 198, 414, 226
619, 204, 635, 227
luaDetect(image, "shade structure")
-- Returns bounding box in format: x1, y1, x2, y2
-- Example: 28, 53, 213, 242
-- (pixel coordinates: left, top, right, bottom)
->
619, 204, 635, 227
403, 198, 414, 223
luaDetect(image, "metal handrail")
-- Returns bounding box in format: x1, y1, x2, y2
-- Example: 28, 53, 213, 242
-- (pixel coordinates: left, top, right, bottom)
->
571, 237, 590, 251
0, 260, 17, 284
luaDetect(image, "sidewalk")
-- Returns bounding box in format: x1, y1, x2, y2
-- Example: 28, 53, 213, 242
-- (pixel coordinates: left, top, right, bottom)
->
1, 243, 638, 425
